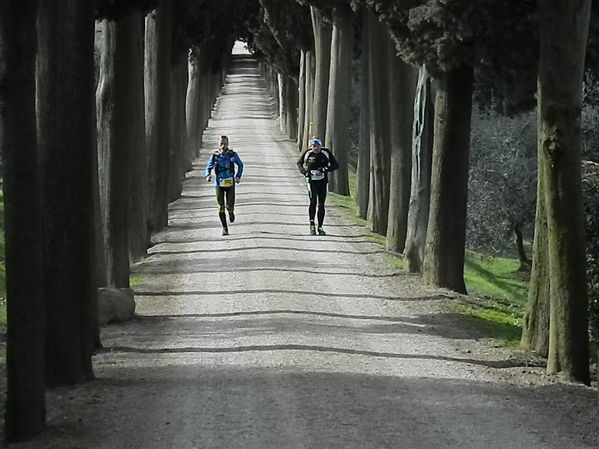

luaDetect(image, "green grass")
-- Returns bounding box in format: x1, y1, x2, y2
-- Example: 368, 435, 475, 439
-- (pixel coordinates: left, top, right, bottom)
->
129, 274, 144, 289
464, 251, 529, 306
448, 251, 529, 346
328, 170, 389, 247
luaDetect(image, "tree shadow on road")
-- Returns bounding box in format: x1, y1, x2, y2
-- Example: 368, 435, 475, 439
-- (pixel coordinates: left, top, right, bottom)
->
6, 366, 596, 449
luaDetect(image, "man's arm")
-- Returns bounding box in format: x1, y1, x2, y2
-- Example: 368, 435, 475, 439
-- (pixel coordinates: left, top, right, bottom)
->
325, 149, 339, 172
233, 152, 244, 179
205, 155, 215, 179
297, 150, 309, 175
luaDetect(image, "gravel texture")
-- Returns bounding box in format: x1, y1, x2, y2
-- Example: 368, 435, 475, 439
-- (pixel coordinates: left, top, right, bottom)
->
5, 55, 598, 449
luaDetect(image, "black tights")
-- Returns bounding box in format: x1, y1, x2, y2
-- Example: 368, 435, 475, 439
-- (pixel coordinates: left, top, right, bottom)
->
216, 187, 235, 229
308, 180, 327, 226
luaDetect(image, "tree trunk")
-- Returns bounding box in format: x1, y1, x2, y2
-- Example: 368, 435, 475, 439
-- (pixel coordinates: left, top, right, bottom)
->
92, 23, 107, 342
125, 9, 149, 263
538, 0, 590, 383
186, 52, 203, 157
301, 49, 315, 148
199, 48, 214, 139
37, 0, 97, 386
404, 66, 434, 273
326, 3, 353, 195
285, 75, 299, 140
521, 164, 550, 356
514, 222, 531, 270
356, 12, 370, 219
367, 11, 391, 235
422, 63, 473, 294
145, 2, 172, 232
386, 53, 417, 253
277, 72, 285, 131
0, 0, 46, 440
96, 18, 132, 288
95, 20, 115, 286
168, 58, 188, 202
310, 5, 331, 143
297, 50, 306, 149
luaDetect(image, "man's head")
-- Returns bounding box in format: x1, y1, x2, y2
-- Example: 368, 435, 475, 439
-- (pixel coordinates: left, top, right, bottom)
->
309, 138, 322, 152
219, 135, 229, 151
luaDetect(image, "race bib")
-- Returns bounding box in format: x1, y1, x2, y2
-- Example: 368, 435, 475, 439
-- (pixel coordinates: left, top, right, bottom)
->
310, 170, 324, 181
220, 177, 234, 187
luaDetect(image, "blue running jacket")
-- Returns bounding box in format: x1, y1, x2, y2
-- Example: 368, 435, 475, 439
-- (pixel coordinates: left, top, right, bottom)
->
205, 149, 244, 188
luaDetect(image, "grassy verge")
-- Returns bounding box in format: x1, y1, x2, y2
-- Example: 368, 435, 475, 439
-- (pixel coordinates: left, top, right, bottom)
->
328, 170, 388, 247
129, 274, 145, 289
451, 252, 528, 347
329, 170, 526, 347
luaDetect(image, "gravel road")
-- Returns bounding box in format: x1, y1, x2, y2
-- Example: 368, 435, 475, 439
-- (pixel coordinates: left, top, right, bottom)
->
7, 55, 598, 449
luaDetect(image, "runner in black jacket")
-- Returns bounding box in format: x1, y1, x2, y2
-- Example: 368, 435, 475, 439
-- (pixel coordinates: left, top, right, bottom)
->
297, 138, 339, 235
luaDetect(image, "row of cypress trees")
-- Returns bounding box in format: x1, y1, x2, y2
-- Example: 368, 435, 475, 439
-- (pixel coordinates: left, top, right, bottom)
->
0, 0, 246, 441
250, 0, 595, 385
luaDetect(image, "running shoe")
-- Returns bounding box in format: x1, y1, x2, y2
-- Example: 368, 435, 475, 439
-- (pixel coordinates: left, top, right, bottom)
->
317, 227, 326, 236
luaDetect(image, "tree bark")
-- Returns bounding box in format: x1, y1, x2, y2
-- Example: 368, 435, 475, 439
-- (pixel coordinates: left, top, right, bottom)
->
186, 52, 203, 157
297, 50, 306, 149
37, 0, 97, 386
285, 75, 299, 140
168, 58, 188, 202
145, 2, 172, 232
404, 66, 434, 273
310, 6, 331, 143
278, 72, 286, 132
422, 63, 473, 294
301, 49, 315, 149
326, 3, 353, 195
521, 164, 550, 356
0, 0, 46, 440
367, 11, 391, 235
386, 53, 417, 253
126, 10, 149, 263
96, 18, 132, 288
538, 0, 590, 383
514, 223, 531, 270
356, 12, 370, 219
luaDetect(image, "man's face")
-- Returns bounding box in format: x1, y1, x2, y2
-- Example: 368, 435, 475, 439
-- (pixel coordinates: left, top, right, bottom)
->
311, 144, 321, 153
219, 137, 228, 151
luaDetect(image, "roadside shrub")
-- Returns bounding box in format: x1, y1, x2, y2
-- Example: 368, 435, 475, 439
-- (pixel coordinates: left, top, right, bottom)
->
582, 161, 599, 340
583, 71, 599, 163
467, 111, 536, 256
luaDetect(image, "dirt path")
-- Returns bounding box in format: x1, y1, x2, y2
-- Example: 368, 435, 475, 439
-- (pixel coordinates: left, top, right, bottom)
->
8, 55, 598, 449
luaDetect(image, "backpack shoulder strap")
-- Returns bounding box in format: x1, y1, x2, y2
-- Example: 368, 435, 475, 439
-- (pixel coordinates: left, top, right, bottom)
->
304, 149, 313, 162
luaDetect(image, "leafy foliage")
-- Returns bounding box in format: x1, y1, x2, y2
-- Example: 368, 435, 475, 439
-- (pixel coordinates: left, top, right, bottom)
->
262, 0, 313, 51
244, 0, 313, 78
178, 0, 261, 70
582, 162, 599, 340
359, 0, 538, 114
96, 0, 158, 19
583, 72, 599, 163
467, 111, 536, 254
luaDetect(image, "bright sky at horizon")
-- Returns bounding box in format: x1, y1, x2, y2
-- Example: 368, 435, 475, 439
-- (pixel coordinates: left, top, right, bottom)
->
232, 41, 250, 55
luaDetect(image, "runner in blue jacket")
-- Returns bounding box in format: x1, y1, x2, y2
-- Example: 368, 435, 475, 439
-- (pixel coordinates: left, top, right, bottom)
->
205, 135, 244, 235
